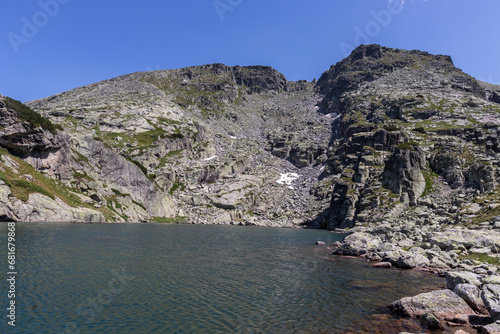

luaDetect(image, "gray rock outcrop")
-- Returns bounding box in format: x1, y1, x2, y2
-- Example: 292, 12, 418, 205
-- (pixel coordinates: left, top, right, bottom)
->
389, 289, 474, 319
454, 283, 488, 314
482, 284, 500, 321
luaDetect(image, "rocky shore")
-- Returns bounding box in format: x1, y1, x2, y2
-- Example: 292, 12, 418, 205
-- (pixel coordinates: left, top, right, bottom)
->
329, 219, 500, 333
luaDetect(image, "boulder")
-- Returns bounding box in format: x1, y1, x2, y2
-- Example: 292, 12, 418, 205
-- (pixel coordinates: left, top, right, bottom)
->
389, 289, 474, 319
484, 276, 500, 285
419, 312, 442, 330
446, 271, 482, 290
482, 284, 500, 321
425, 248, 458, 268
482, 322, 500, 334
371, 262, 392, 268
332, 232, 382, 256
395, 250, 430, 269
429, 229, 500, 253
454, 283, 488, 314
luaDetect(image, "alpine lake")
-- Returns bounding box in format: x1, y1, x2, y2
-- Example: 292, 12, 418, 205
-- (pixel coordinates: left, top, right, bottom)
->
0, 223, 445, 333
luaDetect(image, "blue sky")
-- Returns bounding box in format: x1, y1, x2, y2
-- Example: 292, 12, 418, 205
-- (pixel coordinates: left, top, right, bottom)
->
1, 0, 499, 102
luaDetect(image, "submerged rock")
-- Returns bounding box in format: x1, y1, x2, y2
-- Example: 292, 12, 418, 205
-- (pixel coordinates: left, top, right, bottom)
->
371, 262, 392, 268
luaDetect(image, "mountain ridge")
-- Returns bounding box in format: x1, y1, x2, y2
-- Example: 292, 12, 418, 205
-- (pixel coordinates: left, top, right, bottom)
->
0, 44, 498, 230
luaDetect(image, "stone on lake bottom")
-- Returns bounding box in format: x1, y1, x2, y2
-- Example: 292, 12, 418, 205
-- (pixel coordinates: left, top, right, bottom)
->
454, 330, 469, 334
371, 262, 392, 268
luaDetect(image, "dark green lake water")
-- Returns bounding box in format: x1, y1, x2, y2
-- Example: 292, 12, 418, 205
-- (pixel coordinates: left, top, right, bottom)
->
0, 223, 444, 333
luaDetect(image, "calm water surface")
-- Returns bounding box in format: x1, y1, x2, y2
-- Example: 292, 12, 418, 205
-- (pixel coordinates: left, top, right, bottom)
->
0, 223, 444, 334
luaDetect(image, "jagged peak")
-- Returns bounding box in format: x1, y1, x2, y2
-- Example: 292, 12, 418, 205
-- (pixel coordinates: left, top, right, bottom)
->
318, 44, 456, 86
348, 44, 454, 66
315, 44, 487, 114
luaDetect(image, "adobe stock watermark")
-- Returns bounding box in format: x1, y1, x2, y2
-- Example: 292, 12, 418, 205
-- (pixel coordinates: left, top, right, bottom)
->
63, 267, 135, 334
339, 0, 405, 57
7, 0, 72, 54
145, 64, 162, 72
478, 73, 500, 85
213, 0, 243, 21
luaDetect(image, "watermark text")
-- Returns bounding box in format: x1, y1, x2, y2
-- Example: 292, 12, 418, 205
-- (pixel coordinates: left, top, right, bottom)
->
6, 222, 17, 327
213, 0, 243, 21
8, 0, 72, 54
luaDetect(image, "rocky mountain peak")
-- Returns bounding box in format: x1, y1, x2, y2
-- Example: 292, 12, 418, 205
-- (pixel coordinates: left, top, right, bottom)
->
0, 45, 499, 234
315, 44, 481, 115
141, 63, 288, 96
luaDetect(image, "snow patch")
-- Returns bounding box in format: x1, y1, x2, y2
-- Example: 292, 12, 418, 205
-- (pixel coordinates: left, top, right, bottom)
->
276, 173, 299, 189
204, 156, 217, 161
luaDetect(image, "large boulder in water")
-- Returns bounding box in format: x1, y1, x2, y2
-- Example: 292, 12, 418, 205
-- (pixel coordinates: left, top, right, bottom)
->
389, 289, 474, 319
332, 232, 382, 256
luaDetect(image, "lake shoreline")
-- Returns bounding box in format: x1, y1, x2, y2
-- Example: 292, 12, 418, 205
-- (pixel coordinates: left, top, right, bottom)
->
329, 226, 500, 334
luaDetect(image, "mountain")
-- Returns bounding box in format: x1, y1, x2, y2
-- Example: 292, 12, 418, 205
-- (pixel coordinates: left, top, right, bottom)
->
0, 45, 499, 233
2, 64, 332, 224
317, 44, 500, 231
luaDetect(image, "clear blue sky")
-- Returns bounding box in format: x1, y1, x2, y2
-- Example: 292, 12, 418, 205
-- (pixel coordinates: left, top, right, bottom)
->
1, 0, 499, 102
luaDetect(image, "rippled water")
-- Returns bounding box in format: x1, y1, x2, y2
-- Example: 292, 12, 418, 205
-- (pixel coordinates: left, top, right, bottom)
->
0, 223, 444, 333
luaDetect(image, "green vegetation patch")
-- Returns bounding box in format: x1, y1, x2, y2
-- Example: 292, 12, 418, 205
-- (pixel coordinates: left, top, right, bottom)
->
397, 141, 420, 150
4, 97, 62, 134
129, 158, 148, 176
11, 179, 55, 201
131, 199, 147, 212
384, 125, 400, 132
169, 180, 186, 195
422, 169, 438, 197
469, 186, 500, 226
0, 151, 91, 207
73, 170, 94, 182
0, 170, 11, 185
73, 150, 90, 165
134, 128, 169, 146
460, 253, 500, 266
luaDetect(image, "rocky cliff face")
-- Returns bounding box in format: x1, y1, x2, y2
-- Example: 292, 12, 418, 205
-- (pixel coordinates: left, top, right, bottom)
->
0, 96, 105, 222
23, 63, 333, 224
316, 44, 500, 232
1, 44, 498, 229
